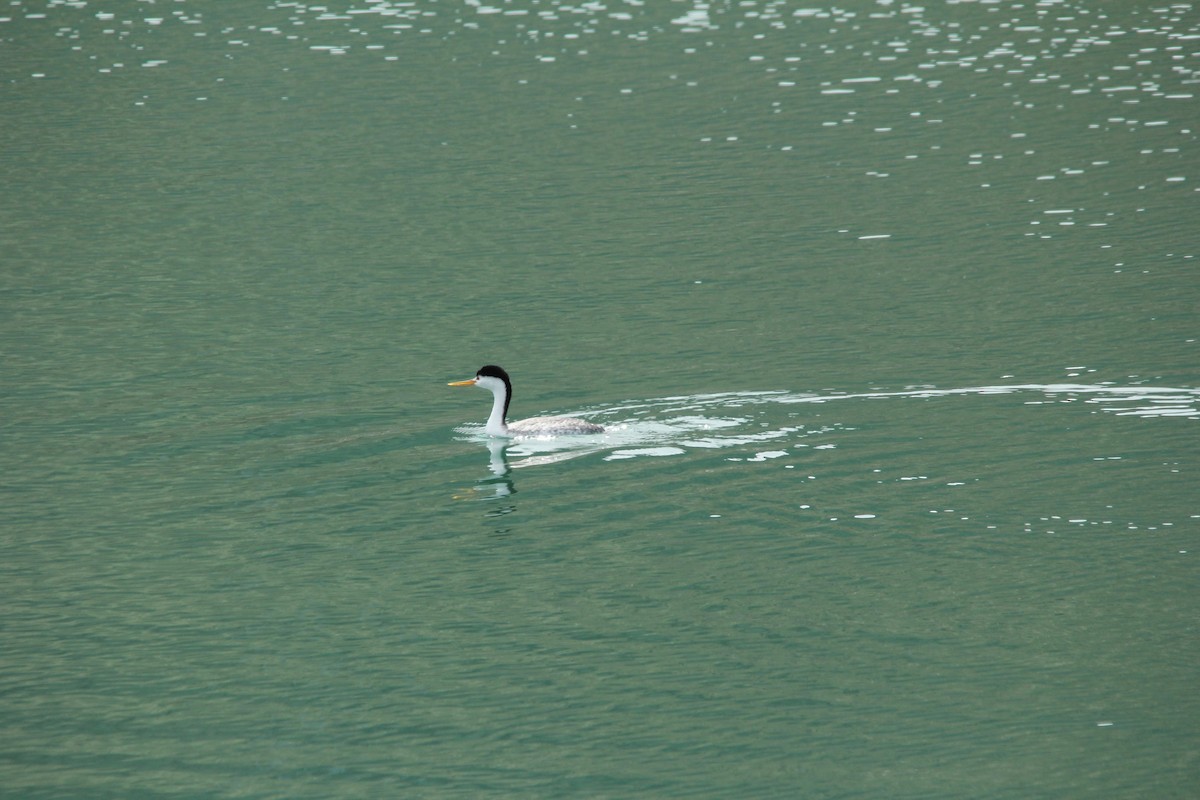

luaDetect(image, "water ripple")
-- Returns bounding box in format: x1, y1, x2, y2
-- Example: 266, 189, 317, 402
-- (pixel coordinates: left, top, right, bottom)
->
453, 381, 1198, 470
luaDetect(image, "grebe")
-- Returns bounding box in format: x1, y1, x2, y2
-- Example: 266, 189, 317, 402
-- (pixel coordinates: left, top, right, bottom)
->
448, 365, 605, 436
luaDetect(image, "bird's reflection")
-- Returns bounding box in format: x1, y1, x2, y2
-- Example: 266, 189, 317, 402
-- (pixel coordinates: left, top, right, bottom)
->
453, 439, 517, 509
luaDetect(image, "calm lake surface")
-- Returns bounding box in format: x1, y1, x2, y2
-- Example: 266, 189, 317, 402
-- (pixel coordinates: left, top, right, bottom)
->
2, 1, 1198, 797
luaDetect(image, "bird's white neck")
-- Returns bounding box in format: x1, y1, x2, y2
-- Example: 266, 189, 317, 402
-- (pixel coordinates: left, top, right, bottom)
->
485, 389, 509, 435
476, 376, 510, 435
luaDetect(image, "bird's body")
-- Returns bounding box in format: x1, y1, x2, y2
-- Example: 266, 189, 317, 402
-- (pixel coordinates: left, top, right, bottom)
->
449, 365, 604, 437
505, 415, 606, 436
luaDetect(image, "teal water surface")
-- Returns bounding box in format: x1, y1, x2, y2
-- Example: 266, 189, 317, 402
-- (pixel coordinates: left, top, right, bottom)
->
2, 1, 1198, 797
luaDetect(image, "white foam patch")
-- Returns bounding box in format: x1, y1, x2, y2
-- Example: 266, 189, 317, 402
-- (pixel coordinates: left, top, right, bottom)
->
605, 447, 687, 461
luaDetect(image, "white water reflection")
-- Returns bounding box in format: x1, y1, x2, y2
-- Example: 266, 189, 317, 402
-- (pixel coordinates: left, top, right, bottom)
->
17, 0, 1195, 260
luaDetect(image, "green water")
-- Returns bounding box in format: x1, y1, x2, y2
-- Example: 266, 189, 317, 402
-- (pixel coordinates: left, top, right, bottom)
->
2, 1, 1197, 797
